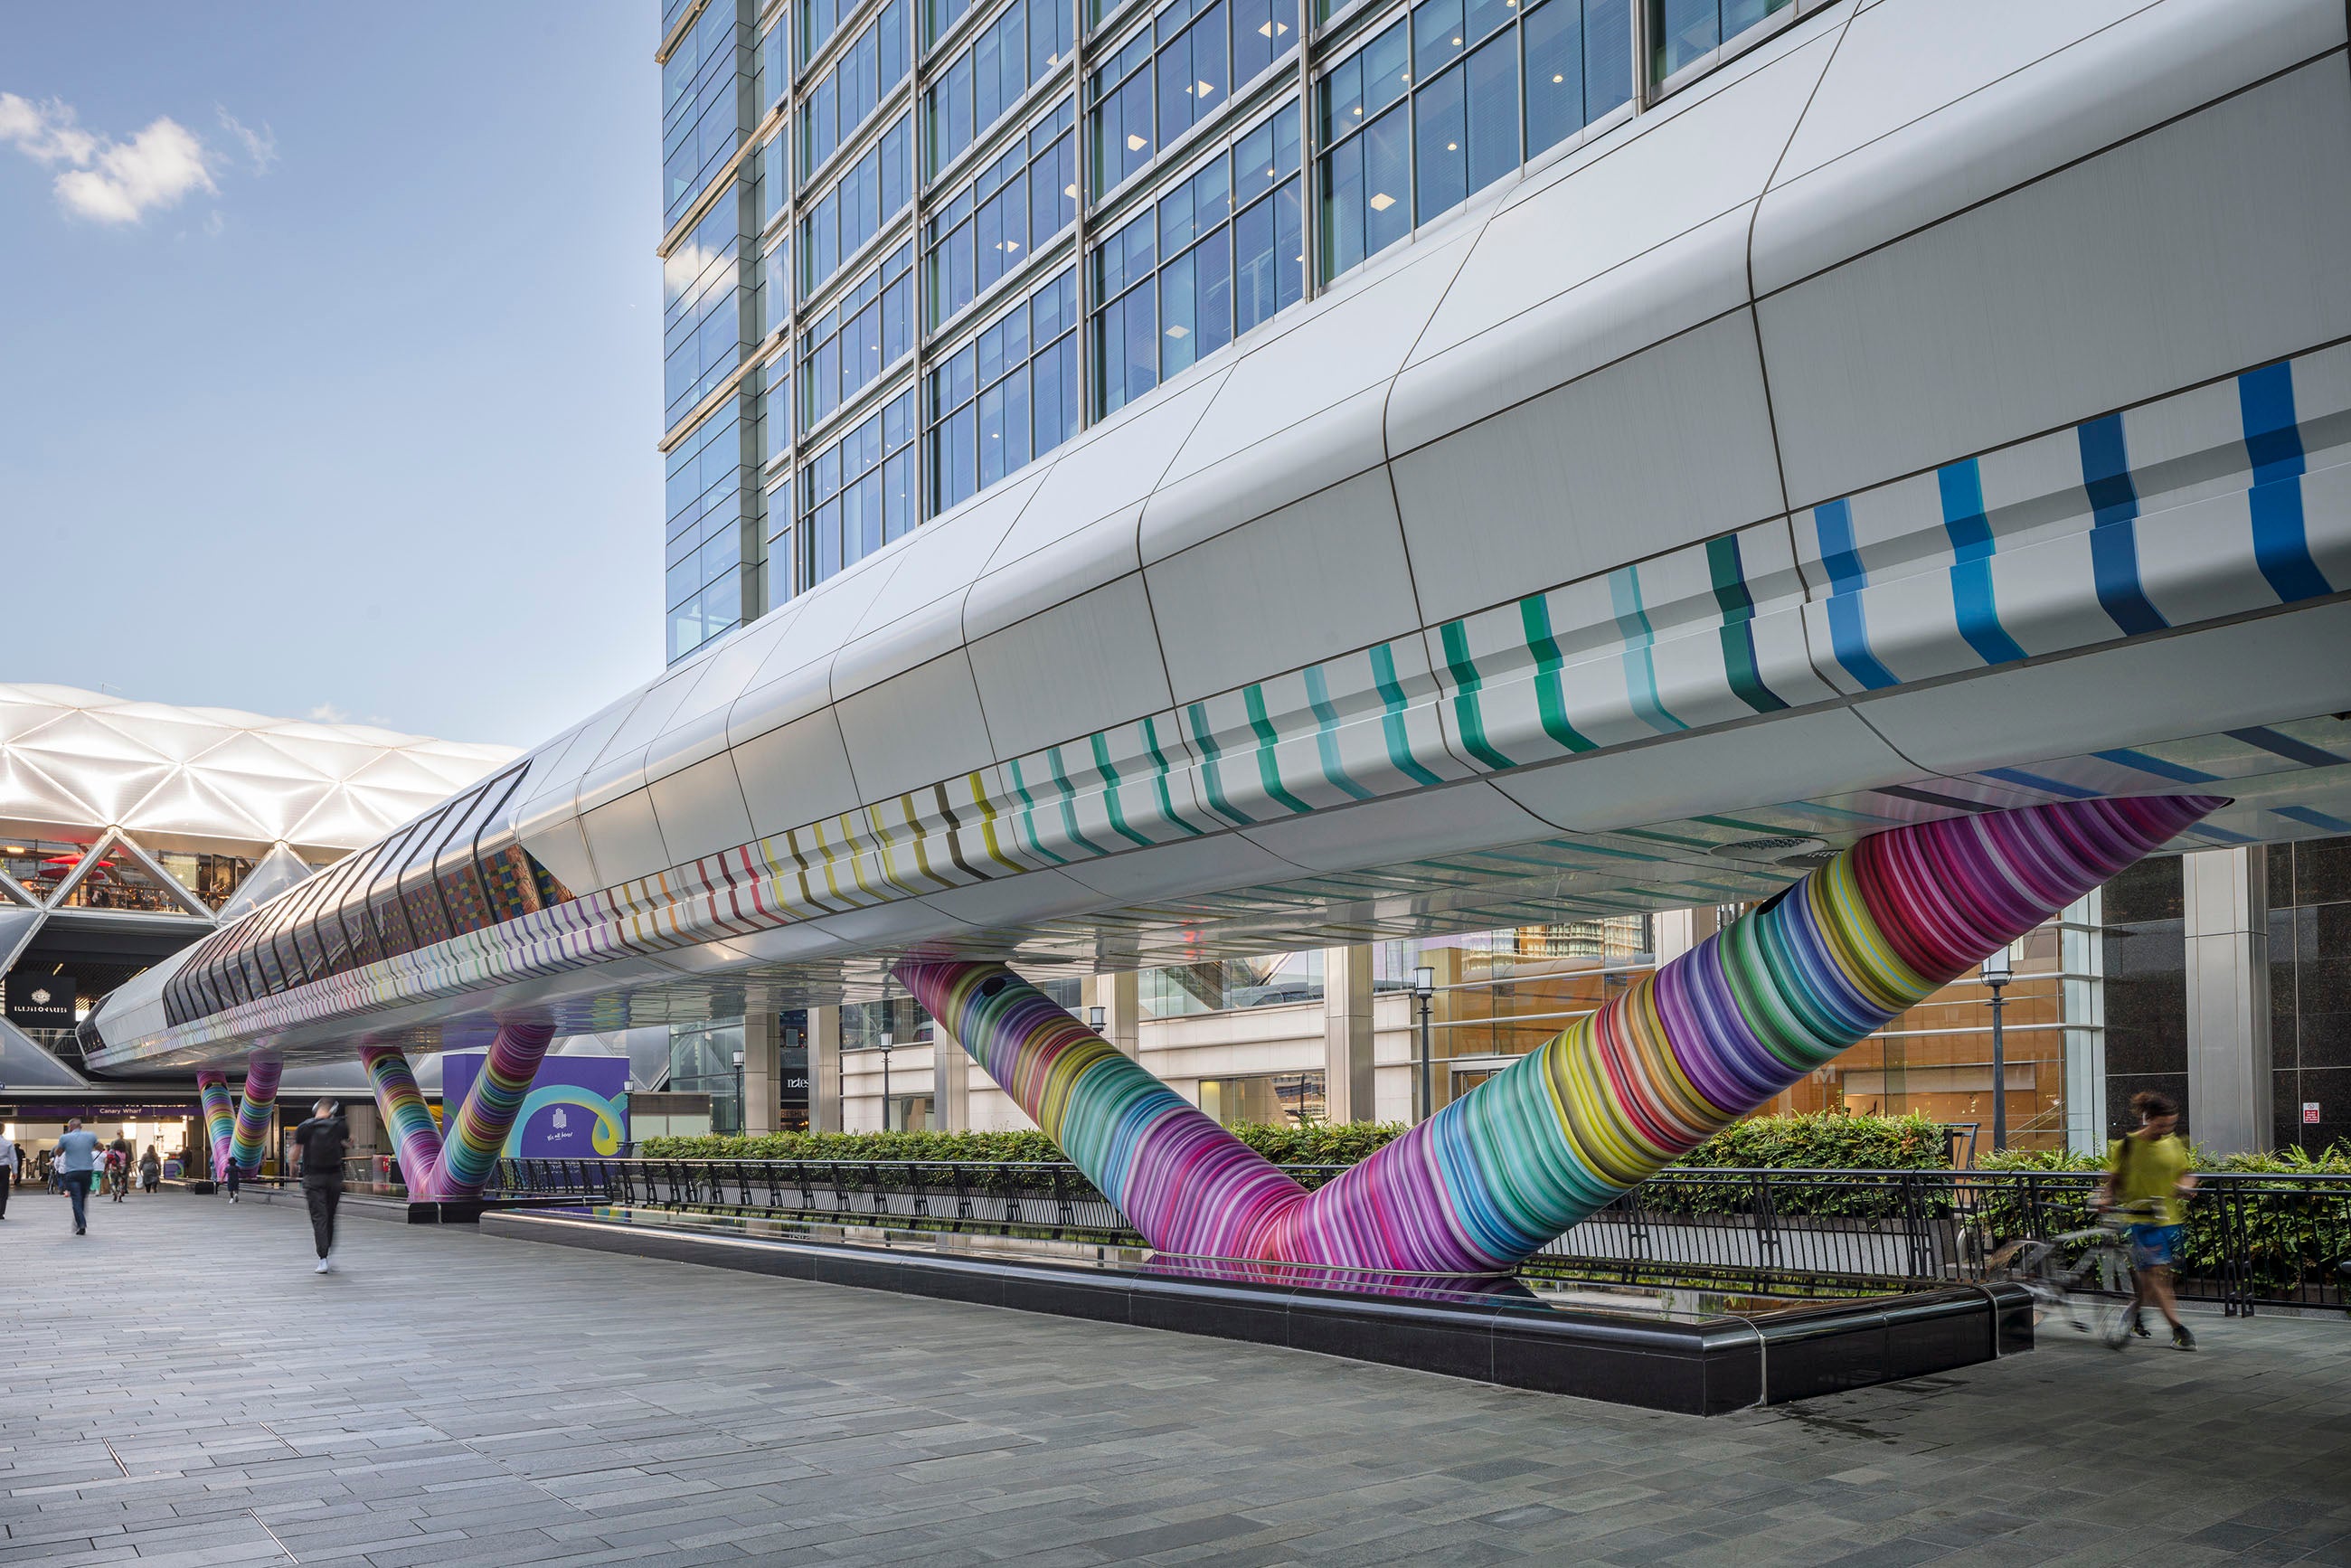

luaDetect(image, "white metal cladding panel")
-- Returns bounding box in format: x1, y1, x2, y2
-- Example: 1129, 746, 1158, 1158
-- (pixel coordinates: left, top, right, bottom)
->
646, 750, 755, 864
1486, 708, 1923, 835
1766, 0, 2155, 194
966, 503, 1140, 642
1389, 208, 1751, 477
966, 573, 1175, 760
1757, 0, 2342, 293
1141, 385, 1391, 568
1145, 468, 1423, 704
1794, 338, 2351, 696
1238, 777, 1553, 873
832, 651, 996, 804
830, 588, 969, 704
1759, 57, 2351, 511
579, 787, 672, 889
1389, 312, 1787, 626
1400, 26, 1830, 400
990, 373, 1227, 567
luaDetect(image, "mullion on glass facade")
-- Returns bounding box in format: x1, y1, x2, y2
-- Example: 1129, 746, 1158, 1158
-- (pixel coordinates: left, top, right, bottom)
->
925, 99, 1079, 329
801, 388, 919, 588
801, 242, 916, 430
665, 197, 755, 430
801, 114, 914, 294
801, 0, 911, 181
1087, 0, 1294, 197
674, 0, 1780, 664
666, 398, 760, 662
1652, 0, 1790, 82
1090, 100, 1299, 418
926, 268, 1081, 515
925, 0, 1078, 175
1317, 0, 1630, 279
665, 0, 753, 226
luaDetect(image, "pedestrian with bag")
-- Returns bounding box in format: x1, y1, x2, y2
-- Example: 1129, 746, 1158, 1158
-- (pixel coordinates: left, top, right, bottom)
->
289, 1098, 349, 1273
53, 1118, 99, 1235
139, 1145, 160, 1195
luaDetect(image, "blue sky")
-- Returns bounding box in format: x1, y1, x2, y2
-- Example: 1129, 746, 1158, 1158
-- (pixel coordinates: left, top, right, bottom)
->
0, 3, 663, 749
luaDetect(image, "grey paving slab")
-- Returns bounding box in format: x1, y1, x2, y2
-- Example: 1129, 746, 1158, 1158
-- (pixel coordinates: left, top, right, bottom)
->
4, 1187, 2350, 1566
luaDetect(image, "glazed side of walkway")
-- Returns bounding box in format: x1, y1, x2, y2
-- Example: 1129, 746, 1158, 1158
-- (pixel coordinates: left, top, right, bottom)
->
2, 1190, 2347, 1568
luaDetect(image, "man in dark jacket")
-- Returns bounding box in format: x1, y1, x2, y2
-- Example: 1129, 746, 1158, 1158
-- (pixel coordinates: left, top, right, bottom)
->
290, 1099, 349, 1273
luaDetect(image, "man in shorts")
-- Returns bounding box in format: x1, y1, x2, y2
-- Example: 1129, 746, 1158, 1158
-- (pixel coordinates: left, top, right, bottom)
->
2101, 1090, 2197, 1351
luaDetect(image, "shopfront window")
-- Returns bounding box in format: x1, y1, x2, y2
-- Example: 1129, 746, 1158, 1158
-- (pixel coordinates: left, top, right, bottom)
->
1140, 950, 1323, 1016
1199, 1071, 1325, 1127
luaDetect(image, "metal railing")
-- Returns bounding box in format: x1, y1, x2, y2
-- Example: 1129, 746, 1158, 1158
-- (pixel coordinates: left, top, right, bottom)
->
488, 1157, 2351, 1314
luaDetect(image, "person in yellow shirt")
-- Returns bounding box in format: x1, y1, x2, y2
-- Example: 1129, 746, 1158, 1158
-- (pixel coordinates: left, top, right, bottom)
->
2100, 1090, 2197, 1351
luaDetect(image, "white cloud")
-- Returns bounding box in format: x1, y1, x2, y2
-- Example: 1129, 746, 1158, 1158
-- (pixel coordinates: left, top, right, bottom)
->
0, 90, 217, 223
307, 702, 352, 723
216, 107, 277, 173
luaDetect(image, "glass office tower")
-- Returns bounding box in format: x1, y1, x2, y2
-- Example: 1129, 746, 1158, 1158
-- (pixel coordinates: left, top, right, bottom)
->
656, 0, 1803, 664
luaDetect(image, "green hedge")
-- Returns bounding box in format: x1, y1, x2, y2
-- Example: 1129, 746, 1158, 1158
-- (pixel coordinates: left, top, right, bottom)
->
635, 1111, 1953, 1173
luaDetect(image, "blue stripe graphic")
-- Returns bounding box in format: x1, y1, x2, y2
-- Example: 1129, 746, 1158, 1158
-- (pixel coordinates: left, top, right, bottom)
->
1979, 766, 2100, 799
2224, 726, 2348, 769
2275, 805, 2351, 834
1608, 567, 1688, 732
1813, 498, 1900, 690
2091, 748, 2219, 784
2237, 363, 2333, 603
1937, 458, 2028, 666
2076, 414, 2168, 637
1302, 666, 1376, 801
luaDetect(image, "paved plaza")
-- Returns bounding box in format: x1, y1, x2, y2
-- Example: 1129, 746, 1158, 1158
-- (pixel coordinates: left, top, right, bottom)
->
3, 1192, 2349, 1567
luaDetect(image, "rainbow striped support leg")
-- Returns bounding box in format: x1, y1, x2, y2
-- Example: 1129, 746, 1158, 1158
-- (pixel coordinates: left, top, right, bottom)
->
360, 1044, 444, 1198
197, 1071, 235, 1181
228, 1057, 282, 1175
898, 795, 2222, 1276
432, 1021, 557, 1199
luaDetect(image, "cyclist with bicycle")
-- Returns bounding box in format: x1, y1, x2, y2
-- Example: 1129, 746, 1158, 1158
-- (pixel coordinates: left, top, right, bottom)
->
2100, 1090, 2197, 1351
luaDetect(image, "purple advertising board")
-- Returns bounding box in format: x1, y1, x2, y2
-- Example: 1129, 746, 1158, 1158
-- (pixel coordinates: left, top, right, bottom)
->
439, 1053, 629, 1157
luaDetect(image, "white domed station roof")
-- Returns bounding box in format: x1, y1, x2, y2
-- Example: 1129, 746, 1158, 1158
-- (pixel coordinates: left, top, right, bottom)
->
0, 684, 517, 863
0, 685, 517, 1088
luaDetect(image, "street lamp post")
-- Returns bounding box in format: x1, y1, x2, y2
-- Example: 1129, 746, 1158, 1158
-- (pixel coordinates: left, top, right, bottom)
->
1412, 967, 1436, 1124
879, 1030, 894, 1130
1980, 944, 2014, 1153
1088, 1006, 1106, 1034
730, 1049, 744, 1137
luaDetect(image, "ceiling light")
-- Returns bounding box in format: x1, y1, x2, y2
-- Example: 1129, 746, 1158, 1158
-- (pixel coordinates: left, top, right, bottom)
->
1166, 324, 1190, 337
1006, 240, 1019, 250
1451, 33, 1460, 43
1128, 133, 1147, 149
1553, 72, 1563, 81
1353, 105, 1363, 116
1368, 192, 1394, 211
1447, 141, 1457, 150
1258, 19, 1273, 33
1065, 182, 1080, 196
1197, 80, 1214, 95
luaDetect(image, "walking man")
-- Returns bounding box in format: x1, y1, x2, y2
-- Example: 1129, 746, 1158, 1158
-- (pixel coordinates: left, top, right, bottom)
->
2101, 1089, 2199, 1350
290, 1098, 349, 1273
53, 1118, 99, 1235
0, 1124, 15, 1220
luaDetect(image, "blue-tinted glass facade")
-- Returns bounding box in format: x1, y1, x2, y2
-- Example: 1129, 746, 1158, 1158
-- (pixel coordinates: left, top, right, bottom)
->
660, 0, 1819, 660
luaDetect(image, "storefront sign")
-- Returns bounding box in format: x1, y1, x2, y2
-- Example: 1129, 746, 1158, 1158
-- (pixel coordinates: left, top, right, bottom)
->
4, 972, 75, 1027
781, 1045, 810, 1110
2306, 1101, 2323, 1124
440, 1053, 629, 1156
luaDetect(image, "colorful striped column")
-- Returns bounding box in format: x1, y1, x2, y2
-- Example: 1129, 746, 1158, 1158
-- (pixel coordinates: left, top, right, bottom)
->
432, 1021, 557, 1199
899, 794, 2222, 1276
360, 1044, 444, 1198
196, 1071, 235, 1181
228, 1057, 281, 1174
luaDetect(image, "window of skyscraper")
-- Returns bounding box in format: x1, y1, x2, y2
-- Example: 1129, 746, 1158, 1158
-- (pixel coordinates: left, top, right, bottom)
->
922, 98, 1076, 331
